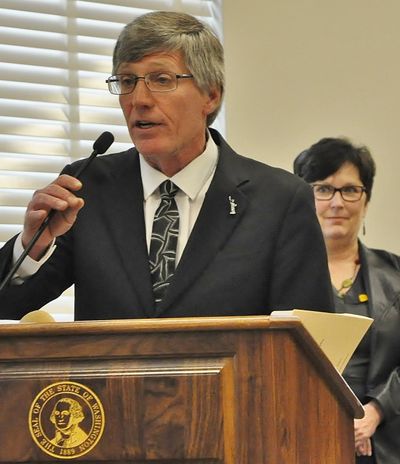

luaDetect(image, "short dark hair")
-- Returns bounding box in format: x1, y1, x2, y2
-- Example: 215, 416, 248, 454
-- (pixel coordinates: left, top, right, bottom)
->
293, 137, 376, 201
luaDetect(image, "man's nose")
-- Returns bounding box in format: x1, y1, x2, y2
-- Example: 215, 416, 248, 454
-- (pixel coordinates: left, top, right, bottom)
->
129, 79, 153, 104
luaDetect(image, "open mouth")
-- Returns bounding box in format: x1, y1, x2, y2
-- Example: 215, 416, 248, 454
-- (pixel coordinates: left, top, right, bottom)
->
135, 121, 159, 129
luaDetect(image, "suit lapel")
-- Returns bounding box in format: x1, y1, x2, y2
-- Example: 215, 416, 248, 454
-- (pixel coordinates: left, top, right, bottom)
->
155, 141, 249, 315
362, 245, 395, 323
101, 150, 155, 315
101, 135, 251, 317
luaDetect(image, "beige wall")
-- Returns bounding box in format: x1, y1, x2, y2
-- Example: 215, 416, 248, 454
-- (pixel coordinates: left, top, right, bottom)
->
222, 1, 400, 254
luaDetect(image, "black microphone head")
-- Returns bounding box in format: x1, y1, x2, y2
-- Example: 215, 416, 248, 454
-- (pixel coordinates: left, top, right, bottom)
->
93, 131, 114, 154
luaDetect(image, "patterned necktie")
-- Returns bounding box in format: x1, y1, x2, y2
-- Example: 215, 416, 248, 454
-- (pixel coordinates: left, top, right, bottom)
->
149, 180, 180, 305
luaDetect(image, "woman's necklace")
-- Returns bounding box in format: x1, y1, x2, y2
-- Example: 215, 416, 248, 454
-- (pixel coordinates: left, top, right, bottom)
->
336, 259, 360, 298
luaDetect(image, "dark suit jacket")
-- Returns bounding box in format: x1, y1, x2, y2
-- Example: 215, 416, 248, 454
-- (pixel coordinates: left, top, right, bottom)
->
0, 129, 334, 320
356, 244, 400, 464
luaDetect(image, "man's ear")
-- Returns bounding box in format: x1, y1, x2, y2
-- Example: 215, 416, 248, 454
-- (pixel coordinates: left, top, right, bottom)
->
204, 87, 222, 116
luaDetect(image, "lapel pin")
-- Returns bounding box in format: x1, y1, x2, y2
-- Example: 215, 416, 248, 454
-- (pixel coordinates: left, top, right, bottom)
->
228, 196, 237, 215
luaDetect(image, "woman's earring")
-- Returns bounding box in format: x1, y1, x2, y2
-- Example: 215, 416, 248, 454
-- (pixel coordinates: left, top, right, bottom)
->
363, 221, 366, 236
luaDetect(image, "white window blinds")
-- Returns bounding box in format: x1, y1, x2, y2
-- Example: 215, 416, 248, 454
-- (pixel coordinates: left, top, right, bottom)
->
0, 0, 223, 320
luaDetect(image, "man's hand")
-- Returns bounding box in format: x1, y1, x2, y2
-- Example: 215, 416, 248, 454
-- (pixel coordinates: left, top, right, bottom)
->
21, 174, 84, 260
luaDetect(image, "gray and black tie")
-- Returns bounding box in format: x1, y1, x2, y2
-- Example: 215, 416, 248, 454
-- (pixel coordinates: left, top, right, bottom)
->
149, 180, 180, 306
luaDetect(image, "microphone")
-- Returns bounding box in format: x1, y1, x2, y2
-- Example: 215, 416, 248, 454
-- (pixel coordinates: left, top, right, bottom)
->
74, 131, 114, 178
0, 132, 114, 292
92, 131, 114, 154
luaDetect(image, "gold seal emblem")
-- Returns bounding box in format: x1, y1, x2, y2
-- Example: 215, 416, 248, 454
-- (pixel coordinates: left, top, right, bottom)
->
29, 381, 105, 459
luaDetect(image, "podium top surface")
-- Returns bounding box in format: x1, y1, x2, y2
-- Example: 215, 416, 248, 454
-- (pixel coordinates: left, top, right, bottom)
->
0, 315, 281, 335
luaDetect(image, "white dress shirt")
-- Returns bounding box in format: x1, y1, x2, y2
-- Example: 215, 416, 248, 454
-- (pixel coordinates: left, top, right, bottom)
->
140, 133, 218, 263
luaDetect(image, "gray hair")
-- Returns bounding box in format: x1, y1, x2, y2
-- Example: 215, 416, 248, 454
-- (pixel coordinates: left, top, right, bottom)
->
112, 11, 224, 126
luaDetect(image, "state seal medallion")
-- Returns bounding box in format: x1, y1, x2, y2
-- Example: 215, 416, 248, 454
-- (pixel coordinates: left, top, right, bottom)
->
29, 381, 105, 459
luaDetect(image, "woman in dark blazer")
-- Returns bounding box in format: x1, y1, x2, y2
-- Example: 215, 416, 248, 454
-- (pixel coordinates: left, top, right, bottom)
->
294, 137, 400, 464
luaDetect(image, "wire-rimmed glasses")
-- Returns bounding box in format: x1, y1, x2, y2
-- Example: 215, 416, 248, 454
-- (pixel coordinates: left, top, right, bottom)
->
106, 71, 193, 95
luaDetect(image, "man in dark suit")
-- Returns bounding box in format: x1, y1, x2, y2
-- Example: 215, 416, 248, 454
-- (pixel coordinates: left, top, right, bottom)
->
0, 11, 334, 320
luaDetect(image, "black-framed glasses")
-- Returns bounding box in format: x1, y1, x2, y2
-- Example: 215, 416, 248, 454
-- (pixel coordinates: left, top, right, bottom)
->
105, 72, 194, 95
311, 184, 367, 202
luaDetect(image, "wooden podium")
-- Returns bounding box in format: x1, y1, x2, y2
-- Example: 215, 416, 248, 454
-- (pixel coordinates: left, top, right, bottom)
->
0, 316, 362, 463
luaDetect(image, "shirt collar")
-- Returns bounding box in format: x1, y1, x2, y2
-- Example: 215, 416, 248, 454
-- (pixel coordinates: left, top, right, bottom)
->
140, 131, 219, 200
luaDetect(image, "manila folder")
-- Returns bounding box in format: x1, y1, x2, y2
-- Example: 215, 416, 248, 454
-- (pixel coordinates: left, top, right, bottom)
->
270, 309, 373, 373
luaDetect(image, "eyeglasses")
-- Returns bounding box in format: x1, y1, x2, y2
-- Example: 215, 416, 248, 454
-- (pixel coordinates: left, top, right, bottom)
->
106, 72, 194, 95
311, 184, 367, 202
